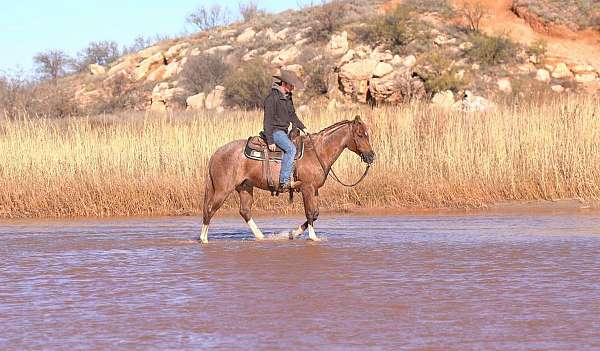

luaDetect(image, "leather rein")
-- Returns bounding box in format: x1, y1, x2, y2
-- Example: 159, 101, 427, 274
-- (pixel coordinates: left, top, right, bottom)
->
304, 123, 371, 188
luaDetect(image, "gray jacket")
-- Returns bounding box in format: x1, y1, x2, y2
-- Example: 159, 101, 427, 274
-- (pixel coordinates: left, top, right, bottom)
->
263, 86, 306, 145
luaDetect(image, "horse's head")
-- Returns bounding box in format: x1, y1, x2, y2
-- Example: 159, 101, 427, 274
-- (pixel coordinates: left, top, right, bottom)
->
347, 115, 376, 165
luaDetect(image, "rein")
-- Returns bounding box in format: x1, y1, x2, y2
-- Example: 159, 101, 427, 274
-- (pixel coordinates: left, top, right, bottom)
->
305, 124, 371, 188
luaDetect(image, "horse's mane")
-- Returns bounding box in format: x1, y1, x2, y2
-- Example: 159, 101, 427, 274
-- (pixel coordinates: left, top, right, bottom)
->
316, 120, 352, 135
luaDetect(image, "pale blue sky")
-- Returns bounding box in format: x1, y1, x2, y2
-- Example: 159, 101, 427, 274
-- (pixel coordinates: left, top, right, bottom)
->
0, 0, 299, 76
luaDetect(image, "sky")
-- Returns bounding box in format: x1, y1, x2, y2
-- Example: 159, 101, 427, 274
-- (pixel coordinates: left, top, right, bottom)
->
0, 0, 300, 76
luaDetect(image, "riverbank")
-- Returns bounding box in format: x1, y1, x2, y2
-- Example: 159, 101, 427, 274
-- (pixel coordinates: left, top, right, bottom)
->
1, 96, 599, 218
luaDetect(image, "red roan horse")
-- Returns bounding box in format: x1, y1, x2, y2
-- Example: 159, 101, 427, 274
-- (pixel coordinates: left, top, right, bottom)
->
200, 116, 375, 243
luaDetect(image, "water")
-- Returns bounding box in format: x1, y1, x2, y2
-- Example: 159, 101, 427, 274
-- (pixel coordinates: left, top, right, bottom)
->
1, 213, 600, 350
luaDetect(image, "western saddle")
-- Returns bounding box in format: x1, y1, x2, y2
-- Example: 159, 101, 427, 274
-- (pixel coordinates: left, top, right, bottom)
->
243, 130, 304, 195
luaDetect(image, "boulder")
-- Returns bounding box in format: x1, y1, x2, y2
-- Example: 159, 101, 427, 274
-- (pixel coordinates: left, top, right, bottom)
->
370, 50, 394, 62
89, 64, 106, 75
552, 63, 573, 79
403, 55, 416, 67
575, 72, 597, 83
236, 27, 256, 43
328, 31, 349, 56
205, 86, 226, 110
108, 58, 135, 75
338, 59, 378, 103
262, 28, 278, 41
434, 35, 457, 45
165, 42, 191, 61
221, 29, 238, 37
242, 49, 259, 62
189, 48, 202, 56
138, 45, 162, 59
369, 69, 426, 104
431, 90, 455, 109
151, 82, 189, 110
150, 100, 167, 113
551, 84, 565, 93
275, 28, 290, 41
186, 92, 206, 110
339, 59, 378, 81
295, 38, 310, 47
390, 55, 402, 66
272, 46, 300, 66
459, 42, 473, 51
497, 78, 512, 93
163, 61, 181, 80
536, 69, 550, 82
339, 49, 356, 66
461, 91, 495, 112
204, 45, 234, 55
133, 52, 166, 81
571, 64, 594, 74
354, 45, 372, 59
372, 62, 393, 78
146, 66, 166, 82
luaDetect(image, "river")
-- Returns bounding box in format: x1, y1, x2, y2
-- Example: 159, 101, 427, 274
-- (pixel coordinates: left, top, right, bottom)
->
1, 213, 599, 350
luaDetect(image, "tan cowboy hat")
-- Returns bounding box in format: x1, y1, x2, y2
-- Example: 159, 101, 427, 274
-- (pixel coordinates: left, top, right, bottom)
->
273, 70, 305, 90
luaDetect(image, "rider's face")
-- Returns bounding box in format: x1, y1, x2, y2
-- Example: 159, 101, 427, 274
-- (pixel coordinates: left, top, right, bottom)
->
283, 82, 294, 93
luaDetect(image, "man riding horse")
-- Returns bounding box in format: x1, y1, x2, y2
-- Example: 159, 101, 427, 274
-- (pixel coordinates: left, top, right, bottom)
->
263, 70, 308, 192
199, 70, 376, 243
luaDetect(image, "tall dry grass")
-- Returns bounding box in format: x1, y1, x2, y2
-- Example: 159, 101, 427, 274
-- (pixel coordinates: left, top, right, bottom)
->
1, 96, 599, 218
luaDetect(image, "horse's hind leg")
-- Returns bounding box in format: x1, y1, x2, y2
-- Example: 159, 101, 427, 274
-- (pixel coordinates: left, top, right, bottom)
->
201, 186, 232, 244
238, 184, 264, 241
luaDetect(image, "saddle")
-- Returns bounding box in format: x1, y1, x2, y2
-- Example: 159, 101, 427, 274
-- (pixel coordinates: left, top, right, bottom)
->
243, 131, 304, 162
243, 130, 304, 196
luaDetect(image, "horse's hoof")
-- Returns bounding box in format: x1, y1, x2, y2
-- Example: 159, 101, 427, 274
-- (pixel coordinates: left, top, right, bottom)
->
308, 237, 321, 242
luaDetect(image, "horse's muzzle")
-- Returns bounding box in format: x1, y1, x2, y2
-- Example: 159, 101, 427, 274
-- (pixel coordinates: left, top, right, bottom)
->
362, 151, 376, 164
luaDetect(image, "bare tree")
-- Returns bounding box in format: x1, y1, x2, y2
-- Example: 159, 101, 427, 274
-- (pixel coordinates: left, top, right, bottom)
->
239, 1, 262, 22
459, 1, 487, 32
186, 4, 231, 31
296, 0, 317, 10
74, 40, 120, 71
33, 49, 71, 81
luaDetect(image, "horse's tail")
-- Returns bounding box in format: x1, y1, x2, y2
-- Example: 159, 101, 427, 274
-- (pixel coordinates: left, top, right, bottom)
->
202, 155, 215, 224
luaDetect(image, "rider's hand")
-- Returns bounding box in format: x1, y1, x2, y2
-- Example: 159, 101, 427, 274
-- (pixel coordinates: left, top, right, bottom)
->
268, 144, 277, 152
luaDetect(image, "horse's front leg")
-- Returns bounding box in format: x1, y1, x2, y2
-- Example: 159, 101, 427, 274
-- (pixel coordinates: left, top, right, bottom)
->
301, 186, 321, 241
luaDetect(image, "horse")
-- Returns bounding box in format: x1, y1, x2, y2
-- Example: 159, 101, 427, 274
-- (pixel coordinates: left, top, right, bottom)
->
200, 115, 376, 243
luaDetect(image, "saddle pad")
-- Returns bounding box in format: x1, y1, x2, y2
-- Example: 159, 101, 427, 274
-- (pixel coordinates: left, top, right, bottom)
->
244, 136, 304, 162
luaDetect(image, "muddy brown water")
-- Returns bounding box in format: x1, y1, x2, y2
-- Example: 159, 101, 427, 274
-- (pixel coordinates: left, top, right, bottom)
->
1, 213, 600, 350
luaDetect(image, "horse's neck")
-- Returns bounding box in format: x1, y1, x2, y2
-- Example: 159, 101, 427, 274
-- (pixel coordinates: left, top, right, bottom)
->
312, 125, 349, 171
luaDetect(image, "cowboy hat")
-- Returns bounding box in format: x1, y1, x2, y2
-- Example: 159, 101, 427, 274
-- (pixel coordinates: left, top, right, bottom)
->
273, 70, 305, 90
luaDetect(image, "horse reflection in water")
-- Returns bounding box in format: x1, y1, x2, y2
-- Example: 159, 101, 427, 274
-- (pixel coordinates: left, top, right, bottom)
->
200, 116, 375, 243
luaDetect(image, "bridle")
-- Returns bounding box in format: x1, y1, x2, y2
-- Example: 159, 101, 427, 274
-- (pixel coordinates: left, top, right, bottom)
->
304, 122, 372, 188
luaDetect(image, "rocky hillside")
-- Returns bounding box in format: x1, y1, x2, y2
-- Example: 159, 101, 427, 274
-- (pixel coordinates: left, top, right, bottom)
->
25, 0, 600, 116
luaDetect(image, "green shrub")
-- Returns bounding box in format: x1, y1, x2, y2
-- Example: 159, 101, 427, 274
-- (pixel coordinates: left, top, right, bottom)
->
527, 38, 547, 58
297, 49, 334, 98
404, 0, 454, 17
368, 5, 425, 53
308, 0, 347, 42
466, 33, 517, 66
179, 53, 232, 94
223, 59, 272, 109
416, 50, 468, 95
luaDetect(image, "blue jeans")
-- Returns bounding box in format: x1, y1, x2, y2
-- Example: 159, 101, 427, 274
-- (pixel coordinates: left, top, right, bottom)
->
272, 130, 296, 184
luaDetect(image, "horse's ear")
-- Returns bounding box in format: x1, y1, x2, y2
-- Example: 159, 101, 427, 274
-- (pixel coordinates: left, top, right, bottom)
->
353, 115, 362, 123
